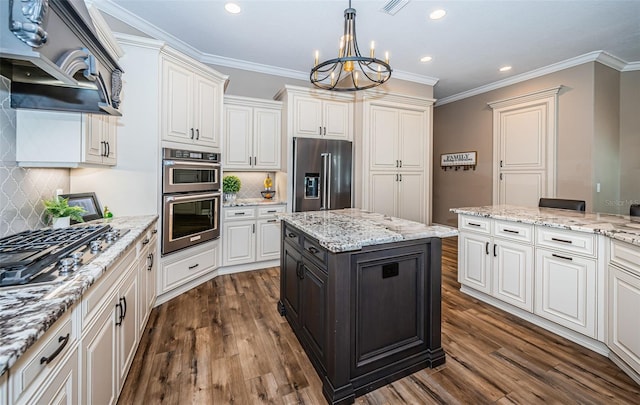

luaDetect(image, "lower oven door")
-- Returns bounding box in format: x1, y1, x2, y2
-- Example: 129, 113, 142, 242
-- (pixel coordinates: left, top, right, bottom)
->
162, 192, 221, 255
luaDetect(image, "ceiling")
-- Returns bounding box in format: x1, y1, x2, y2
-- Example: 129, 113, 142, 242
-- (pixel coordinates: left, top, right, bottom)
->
98, 0, 640, 101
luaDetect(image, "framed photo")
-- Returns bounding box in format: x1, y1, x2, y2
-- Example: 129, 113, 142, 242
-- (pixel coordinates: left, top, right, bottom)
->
60, 192, 103, 223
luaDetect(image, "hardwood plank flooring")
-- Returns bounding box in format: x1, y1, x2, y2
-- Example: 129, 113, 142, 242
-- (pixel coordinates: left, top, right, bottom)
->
119, 238, 640, 404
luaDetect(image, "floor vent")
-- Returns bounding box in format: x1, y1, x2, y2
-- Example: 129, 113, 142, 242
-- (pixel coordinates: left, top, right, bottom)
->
380, 0, 410, 16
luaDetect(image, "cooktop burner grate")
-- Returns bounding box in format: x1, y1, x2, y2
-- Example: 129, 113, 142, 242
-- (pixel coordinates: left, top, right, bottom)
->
0, 225, 110, 254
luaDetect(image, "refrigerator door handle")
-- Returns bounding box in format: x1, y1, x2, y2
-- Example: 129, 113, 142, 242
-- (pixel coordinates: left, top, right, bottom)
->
321, 152, 331, 210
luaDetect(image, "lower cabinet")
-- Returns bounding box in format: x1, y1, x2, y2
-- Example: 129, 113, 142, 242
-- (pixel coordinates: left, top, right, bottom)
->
137, 233, 158, 336
608, 240, 640, 377
222, 205, 286, 267
23, 347, 78, 405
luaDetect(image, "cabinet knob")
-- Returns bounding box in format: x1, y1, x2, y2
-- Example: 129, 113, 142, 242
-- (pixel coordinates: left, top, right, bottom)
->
308, 246, 318, 254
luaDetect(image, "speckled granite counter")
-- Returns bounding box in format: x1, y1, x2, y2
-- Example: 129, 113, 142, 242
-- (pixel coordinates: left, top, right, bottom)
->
0, 215, 158, 376
276, 208, 458, 253
450, 205, 640, 247
223, 198, 287, 207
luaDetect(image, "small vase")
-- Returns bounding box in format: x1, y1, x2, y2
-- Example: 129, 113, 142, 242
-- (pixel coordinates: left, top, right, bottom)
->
224, 193, 237, 202
52, 216, 71, 229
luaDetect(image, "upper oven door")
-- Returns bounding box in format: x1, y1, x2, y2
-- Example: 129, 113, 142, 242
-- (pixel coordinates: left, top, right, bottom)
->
163, 160, 220, 193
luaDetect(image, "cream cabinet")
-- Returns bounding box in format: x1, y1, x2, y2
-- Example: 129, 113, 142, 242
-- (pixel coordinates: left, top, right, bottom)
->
359, 92, 434, 224
224, 96, 282, 170
159, 239, 220, 295
222, 205, 286, 267
16, 110, 118, 167
137, 228, 158, 336
161, 48, 227, 150
608, 239, 640, 379
458, 215, 534, 311
275, 85, 353, 140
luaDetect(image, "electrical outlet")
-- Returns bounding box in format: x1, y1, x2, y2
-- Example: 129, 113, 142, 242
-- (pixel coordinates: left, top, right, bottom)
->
55, 188, 63, 196
596, 183, 601, 193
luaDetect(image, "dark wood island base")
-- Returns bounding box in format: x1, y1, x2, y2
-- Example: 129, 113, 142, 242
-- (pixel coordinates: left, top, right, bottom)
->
278, 221, 446, 405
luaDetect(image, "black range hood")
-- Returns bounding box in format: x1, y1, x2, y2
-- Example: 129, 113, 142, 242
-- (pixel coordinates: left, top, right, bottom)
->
0, 0, 123, 116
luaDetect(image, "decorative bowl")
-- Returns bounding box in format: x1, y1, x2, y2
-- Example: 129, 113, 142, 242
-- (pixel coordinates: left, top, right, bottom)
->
261, 190, 276, 200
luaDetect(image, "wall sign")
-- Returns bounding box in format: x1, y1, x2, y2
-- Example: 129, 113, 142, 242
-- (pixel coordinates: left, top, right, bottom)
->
441, 151, 477, 171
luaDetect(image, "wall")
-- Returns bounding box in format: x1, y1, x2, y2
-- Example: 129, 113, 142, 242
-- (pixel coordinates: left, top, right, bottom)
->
0, 76, 69, 237
619, 70, 640, 212
433, 63, 597, 226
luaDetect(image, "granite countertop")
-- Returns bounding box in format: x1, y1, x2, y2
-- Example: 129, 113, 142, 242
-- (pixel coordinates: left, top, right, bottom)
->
0, 215, 158, 376
450, 205, 640, 247
223, 198, 287, 207
277, 208, 458, 253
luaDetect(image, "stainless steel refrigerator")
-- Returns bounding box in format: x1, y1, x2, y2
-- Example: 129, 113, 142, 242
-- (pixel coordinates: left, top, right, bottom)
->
293, 137, 352, 212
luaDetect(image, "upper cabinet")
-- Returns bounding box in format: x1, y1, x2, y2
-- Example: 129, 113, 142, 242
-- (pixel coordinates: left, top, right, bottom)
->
160, 48, 227, 151
16, 110, 118, 168
275, 85, 354, 140
223, 96, 282, 170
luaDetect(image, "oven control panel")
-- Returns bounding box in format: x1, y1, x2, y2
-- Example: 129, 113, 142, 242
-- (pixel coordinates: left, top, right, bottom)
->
163, 148, 220, 163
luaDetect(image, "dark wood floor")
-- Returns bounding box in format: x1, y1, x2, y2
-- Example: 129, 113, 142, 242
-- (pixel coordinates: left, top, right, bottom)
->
119, 238, 640, 404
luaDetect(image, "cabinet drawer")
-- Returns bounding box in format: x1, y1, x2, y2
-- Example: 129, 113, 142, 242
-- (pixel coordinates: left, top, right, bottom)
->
536, 227, 596, 257
302, 237, 327, 266
224, 207, 256, 220
459, 215, 491, 234
162, 245, 216, 290
610, 239, 640, 276
494, 220, 533, 243
258, 205, 286, 218
11, 311, 76, 401
283, 223, 302, 246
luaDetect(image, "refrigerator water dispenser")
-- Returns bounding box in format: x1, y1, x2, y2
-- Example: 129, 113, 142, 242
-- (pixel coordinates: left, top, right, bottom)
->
304, 174, 320, 199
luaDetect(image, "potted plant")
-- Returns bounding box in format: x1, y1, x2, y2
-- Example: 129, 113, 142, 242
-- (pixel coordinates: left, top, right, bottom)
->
223, 175, 241, 202
43, 196, 86, 228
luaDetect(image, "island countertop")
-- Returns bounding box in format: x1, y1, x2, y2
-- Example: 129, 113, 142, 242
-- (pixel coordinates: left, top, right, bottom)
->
0, 215, 158, 376
450, 205, 640, 247
276, 208, 458, 253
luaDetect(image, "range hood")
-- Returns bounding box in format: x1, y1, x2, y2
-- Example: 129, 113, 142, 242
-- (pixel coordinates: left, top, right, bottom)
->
0, 0, 123, 116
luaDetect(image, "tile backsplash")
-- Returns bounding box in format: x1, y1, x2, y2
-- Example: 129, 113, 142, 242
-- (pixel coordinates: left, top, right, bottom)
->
224, 171, 277, 199
0, 75, 70, 237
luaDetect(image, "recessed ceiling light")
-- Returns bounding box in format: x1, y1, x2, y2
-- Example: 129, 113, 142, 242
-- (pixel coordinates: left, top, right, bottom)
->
225, 2, 241, 14
499, 66, 512, 72
429, 9, 446, 20
420, 56, 433, 62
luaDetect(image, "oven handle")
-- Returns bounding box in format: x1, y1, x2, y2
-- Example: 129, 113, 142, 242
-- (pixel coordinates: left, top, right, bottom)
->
163, 160, 221, 168
165, 192, 221, 202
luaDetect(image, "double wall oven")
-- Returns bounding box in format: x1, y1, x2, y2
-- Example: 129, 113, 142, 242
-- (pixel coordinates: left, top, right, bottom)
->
162, 148, 221, 255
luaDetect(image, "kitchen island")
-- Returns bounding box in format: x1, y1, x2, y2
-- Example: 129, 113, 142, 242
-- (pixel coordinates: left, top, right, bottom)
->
276, 209, 457, 405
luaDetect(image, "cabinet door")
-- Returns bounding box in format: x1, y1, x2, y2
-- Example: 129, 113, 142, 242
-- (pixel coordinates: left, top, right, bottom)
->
300, 259, 327, 363
281, 243, 302, 325
256, 219, 281, 262
368, 172, 397, 218
222, 220, 256, 266
492, 239, 534, 311
323, 100, 350, 139
253, 107, 281, 169
398, 110, 425, 170
146, 245, 157, 318
224, 105, 253, 169
397, 172, 424, 223
534, 249, 596, 337
102, 116, 118, 165
162, 59, 193, 143
293, 96, 323, 137
25, 348, 78, 405
369, 106, 399, 170
608, 265, 640, 374
458, 232, 492, 294
117, 268, 138, 391
136, 253, 148, 337
194, 74, 219, 147
82, 293, 117, 405
84, 114, 105, 164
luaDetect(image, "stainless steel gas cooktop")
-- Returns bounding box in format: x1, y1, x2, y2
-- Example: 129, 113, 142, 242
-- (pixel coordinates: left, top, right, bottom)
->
0, 225, 129, 287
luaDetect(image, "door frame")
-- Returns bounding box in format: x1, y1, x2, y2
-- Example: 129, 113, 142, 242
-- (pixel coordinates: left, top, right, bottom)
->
489, 86, 561, 205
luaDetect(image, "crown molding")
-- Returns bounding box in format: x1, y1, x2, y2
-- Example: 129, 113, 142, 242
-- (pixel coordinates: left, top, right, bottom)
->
198, 53, 308, 81
113, 33, 165, 50
595, 51, 628, 71
622, 61, 640, 72
391, 70, 439, 86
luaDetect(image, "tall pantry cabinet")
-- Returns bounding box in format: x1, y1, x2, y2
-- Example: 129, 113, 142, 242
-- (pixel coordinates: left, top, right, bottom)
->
355, 92, 434, 224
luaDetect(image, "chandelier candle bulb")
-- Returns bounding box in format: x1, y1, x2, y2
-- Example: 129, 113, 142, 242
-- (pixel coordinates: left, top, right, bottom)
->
385, 51, 389, 64
370, 41, 375, 57
354, 71, 359, 87
331, 71, 335, 86
314, 50, 319, 66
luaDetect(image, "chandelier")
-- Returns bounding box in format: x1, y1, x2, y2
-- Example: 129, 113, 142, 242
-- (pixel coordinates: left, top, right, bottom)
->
310, 0, 392, 91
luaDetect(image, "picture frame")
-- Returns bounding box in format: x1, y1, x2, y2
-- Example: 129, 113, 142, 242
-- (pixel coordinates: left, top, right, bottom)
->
60, 192, 103, 223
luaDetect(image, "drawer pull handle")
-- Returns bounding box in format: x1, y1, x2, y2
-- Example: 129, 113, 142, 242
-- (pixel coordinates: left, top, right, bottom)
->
188, 263, 200, 270
267, 219, 277, 223
40, 333, 70, 365
485, 241, 489, 255
552, 253, 573, 261
493, 244, 497, 257
115, 301, 123, 326
142, 238, 150, 245
152, 229, 158, 234
267, 210, 277, 213
308, 246, 319, 254
288, 232, 297, 238
551, 237, 573, 244
468, 222, 481, 227
503, 229, 519, 234
234, 212, 246, 216
147, 253, 154, 271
